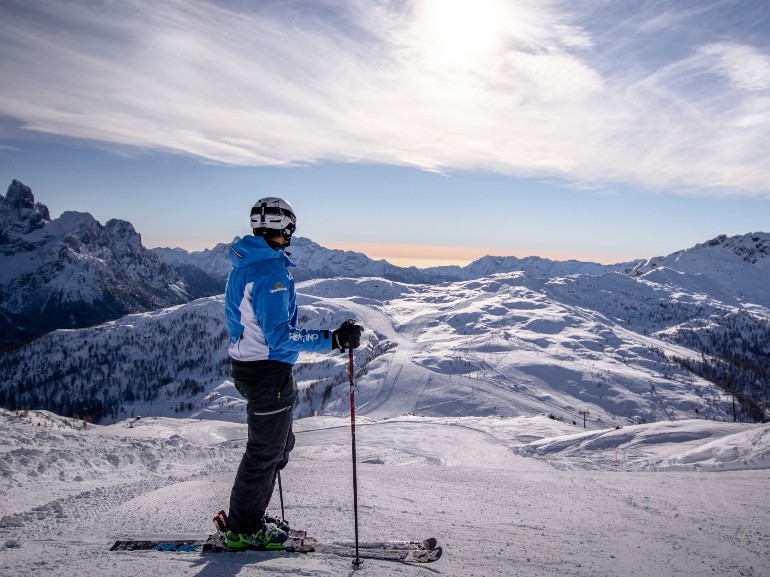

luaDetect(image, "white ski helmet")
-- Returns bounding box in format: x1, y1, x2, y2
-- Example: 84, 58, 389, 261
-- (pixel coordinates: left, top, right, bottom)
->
250, 197, 297, 242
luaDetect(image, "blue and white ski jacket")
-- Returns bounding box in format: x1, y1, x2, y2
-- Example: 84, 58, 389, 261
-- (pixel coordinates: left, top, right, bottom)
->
225, 235, 332, 364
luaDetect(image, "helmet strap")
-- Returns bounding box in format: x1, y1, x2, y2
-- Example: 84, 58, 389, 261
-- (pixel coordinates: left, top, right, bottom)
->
255, 229, 290, 249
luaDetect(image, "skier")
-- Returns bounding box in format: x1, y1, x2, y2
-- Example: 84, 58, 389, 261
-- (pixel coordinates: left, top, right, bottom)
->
224, 197, 363, 549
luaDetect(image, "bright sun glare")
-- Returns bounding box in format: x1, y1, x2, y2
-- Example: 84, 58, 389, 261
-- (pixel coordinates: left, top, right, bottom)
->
417, 0, 507, 69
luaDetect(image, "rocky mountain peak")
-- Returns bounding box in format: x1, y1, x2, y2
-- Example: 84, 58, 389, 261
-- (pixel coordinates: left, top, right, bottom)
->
104, 218, 143, 251
5, 179, 35, 209
1, 179, 51, 238
698, 232, 770, 264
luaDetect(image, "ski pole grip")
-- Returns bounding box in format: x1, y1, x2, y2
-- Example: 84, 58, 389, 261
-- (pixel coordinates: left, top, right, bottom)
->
336, 318, 359, 354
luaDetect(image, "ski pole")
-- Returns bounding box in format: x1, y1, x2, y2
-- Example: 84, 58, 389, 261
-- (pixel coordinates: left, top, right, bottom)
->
277, 470, 286, 523
348, 347, 363, 566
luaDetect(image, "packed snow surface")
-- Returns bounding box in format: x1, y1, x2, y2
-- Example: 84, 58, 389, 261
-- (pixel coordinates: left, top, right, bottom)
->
2, 409, 768, 577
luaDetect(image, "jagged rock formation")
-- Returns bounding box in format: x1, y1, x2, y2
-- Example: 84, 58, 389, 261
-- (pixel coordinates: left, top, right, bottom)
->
0, 180, 194, 350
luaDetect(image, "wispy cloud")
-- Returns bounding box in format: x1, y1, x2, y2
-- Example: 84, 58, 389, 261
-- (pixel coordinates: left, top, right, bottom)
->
700, 43, 770, 91
1, 0, 769, 196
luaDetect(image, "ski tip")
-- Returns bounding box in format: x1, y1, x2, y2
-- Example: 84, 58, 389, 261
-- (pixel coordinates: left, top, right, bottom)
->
410, 546, 442, 563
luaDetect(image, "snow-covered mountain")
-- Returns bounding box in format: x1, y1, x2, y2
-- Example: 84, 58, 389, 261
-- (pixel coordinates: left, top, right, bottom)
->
154, 237, 628, 293
2, 264, 767, 426
629, 232, 770, 308
153, 236, 453, 294
153, 242, 233, 296
1, 179, 768, 426
1, 178, 626, 351
0, 180, 194, 351
428, 253, 631, 280
155, 231, 770, 312
288, 237, 450, 283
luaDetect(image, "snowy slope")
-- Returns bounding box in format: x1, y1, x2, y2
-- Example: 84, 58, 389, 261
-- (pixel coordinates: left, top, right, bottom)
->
522, 419, 770, 471
3, 266, 766, 427
1, 409, 768, 577
298, 274, 758, 425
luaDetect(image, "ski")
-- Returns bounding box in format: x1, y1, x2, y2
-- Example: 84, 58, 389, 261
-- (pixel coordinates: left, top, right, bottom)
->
109, 534, 307, 553
111, 510, 441, 564
312, 542, 442, 564
210, 509, 440, 560
326, 536, 438, 551
110, 534, 442, 564
110, 539, 208, 552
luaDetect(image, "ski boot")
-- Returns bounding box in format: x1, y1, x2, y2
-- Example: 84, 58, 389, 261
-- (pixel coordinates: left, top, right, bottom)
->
224, 521, 291, 550
214, 510, 300, 550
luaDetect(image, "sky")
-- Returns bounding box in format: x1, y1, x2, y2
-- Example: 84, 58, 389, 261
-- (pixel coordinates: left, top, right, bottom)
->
1, 0, 769, 268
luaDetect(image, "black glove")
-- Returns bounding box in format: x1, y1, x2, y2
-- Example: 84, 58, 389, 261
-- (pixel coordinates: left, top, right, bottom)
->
332, 319, 363, 353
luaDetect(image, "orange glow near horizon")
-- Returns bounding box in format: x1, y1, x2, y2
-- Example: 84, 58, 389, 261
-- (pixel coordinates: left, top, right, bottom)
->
324, 242, 632, 268
145, 236, 635, 267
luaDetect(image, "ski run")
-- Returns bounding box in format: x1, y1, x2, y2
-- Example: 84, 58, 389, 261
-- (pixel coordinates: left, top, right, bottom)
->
2, 409, 769, 577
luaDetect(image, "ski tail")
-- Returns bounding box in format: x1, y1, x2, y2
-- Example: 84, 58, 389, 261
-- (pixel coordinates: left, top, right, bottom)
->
213, 514, 227, 533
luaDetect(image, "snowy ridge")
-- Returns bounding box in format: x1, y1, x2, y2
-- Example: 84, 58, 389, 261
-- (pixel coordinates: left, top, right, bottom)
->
153, 242, 234, 280
428, 253, 631, 280
629, 232, 770, 309
157, 231, 770, 313
154, 236, 629, 290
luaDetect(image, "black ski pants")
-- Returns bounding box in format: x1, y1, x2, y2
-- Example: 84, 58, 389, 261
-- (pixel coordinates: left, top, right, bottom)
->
228, 361, 297, 534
